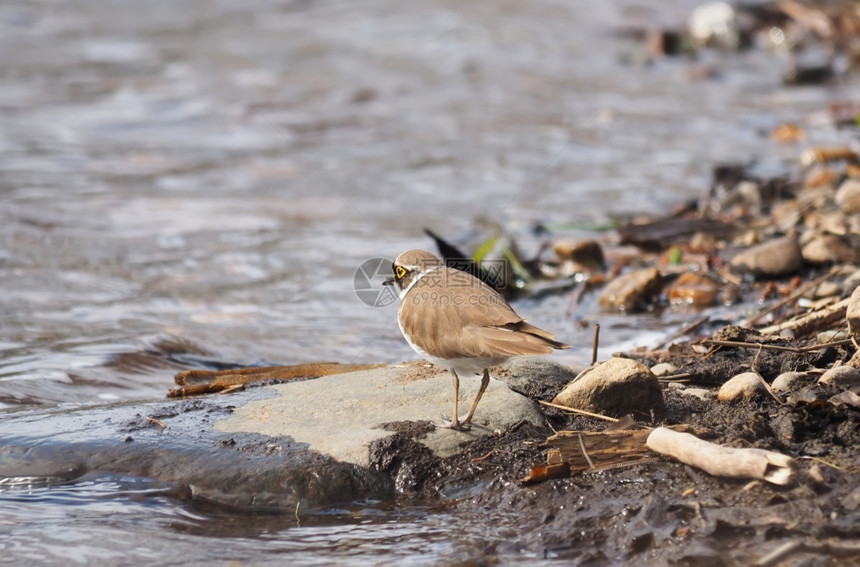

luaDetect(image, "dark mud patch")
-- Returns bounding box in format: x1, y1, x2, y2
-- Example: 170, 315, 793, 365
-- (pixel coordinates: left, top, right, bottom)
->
368, 373, 860, 564
369, 431, 442, 493
379, 419, 436, 438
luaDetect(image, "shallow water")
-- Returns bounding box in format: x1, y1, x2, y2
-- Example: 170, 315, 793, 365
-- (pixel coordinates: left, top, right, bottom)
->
0, 0, 857, 563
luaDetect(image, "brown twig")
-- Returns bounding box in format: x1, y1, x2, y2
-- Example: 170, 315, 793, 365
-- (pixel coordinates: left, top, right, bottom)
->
538, 400, 619, 422
591, 323, 600, 365
701, 338, 853, 353
654, 316, 709, 350
470, 451, 494, 463
145, 416, 166, 429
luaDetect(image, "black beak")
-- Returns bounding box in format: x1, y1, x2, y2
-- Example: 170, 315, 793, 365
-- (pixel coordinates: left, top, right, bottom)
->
383, 277, 395, 286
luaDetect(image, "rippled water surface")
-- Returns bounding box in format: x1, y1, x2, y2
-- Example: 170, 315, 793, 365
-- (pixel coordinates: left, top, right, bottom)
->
1, 0, 856, 562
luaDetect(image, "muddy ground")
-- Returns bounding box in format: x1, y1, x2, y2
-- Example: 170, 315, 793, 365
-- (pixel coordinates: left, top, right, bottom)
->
352, 324, 860, 566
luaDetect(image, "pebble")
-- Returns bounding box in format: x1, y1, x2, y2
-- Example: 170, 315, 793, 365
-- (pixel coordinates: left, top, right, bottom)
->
771, 371, 809, 393
650, 363, 678, 377
552, 357, 665, 418
597, 267, 663, 312
730, 234, 803, 277
814, 281, 841, 298
835, 179, 860, 214
717, 372, 766, 402
678, 387, 715, 401
770, 122, 805, 144
552, 239, 605, 272
847, 285, 860, 339
801, 233, 857, 265
818, 366, 860, 391
817, 329, 850, 343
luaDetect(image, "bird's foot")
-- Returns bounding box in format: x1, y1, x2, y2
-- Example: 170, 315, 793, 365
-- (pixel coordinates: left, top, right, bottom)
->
440, 416, 471, 431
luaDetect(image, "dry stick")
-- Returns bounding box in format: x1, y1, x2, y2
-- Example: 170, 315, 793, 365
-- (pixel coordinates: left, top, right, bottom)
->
646, 427, 796, 485
701, 338, 854, 353
754, 539, 860, 567
797, 456, 848, 472
654, 316, 709, 351
745, 266, 840, 326
751, 345, 784, 405
145, 416, 166, 429
539, 400, 620, 423
591, 323, 600, 365
470, 451, 494, 463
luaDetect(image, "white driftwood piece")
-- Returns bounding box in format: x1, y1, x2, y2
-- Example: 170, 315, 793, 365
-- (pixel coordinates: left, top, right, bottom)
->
646, 427, 796, 485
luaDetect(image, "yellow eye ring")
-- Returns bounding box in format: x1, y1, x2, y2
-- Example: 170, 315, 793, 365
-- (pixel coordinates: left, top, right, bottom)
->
395, 266, 407, 279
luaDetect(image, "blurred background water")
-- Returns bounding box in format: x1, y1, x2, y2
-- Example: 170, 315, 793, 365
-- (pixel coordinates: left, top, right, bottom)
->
0, 0, 856, 562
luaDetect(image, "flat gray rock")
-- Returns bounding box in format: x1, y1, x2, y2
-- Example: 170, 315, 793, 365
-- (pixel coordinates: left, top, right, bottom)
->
0, 362, 545, 511
215, 363, 544, 466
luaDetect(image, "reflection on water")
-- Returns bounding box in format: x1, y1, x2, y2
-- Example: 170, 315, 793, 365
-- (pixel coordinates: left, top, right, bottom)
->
0, 475, 535, 565
1, 0, 856, 562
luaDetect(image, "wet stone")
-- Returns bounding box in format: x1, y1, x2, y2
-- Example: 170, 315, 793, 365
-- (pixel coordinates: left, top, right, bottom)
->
597, 267, 663, 313
667, 273, 718, 307
552, 239, 605, 272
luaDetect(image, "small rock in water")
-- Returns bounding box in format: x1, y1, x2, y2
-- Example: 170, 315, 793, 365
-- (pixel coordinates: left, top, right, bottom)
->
771, 371, 809, 393
770, 122, 805, 144
552, 239, 605, 272
552, 357, 665, 418
818, 366, 860, 391
598, 267, 663, 312
689, 2, 740, 49
730, 234, 803, 277
667, 272, 718, 307
718, 372, 766, 402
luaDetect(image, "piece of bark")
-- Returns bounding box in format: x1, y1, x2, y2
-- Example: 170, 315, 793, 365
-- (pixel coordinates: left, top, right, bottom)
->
646, 427, 796, 485
168, 362, 385, 397
542, 425, 704, 473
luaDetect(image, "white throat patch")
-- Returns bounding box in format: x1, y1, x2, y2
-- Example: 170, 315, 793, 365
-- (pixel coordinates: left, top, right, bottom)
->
399, 265, 443, 299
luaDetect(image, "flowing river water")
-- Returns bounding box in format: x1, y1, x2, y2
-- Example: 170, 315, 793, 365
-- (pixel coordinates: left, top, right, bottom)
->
1, 0, 856, 563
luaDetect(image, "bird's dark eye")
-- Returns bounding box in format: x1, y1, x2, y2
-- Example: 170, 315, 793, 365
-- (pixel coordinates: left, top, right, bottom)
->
395, 266, 407, 279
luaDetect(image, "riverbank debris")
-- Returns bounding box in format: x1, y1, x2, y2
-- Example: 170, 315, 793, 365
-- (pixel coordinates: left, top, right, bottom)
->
646, 427, 796, 485
168, 362, 384, 397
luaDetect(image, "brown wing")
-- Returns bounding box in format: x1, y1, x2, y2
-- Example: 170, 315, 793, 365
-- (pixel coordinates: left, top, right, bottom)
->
400, 267, 570, 359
